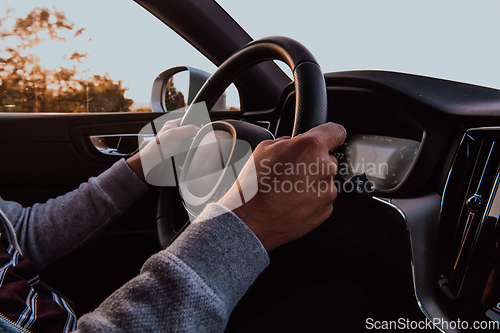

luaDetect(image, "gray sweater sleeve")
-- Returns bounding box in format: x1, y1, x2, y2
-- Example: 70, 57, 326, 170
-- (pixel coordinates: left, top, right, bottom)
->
0, 159, 149, 269
75, 203, 270, 333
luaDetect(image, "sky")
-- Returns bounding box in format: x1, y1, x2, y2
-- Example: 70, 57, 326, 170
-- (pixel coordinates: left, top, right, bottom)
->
2, 0, 500, 108
217, 0, 500, 88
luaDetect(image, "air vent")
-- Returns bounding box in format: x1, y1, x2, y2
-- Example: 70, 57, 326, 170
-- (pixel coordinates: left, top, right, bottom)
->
439, 127, 500, 319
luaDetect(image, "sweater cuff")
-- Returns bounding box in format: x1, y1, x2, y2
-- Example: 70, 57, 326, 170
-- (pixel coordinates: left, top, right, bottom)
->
166, 203, 270, 310
93, 159, 149, 212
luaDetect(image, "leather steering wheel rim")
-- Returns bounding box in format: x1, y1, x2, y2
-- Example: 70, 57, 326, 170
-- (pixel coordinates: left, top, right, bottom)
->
180, 36, 328, 136
157, 36, 328, 248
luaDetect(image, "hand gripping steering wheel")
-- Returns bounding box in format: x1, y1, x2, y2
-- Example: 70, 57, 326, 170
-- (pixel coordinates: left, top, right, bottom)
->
156, 36, 328, 248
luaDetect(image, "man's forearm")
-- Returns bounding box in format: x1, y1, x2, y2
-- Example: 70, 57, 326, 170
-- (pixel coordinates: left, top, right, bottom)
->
76, 204, 269, 332
0, 159, 149, 269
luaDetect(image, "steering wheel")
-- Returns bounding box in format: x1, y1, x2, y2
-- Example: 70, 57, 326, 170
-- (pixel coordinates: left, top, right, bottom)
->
156, 36, 328, 248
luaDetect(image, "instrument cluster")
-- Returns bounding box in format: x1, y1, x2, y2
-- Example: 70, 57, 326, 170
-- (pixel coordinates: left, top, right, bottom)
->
332, 134, 421, 191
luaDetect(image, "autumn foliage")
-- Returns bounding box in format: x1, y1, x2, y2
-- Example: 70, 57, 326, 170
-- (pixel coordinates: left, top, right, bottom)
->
0, 7, 134, 112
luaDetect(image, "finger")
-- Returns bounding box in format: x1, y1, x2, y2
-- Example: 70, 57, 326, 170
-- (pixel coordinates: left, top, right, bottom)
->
329, 159, 339, 176
166, 124, 199, 141
159, 118, 182, 134
165, 118, 182, 128
303, 122, 346, 152
257, 136, 290, 149
270, 136, 291, 143
328, 154, 338, 167
156, 124, 199, 146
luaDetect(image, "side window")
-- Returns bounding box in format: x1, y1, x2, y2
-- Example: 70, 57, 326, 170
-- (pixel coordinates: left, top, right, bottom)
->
0, 1, 226, 113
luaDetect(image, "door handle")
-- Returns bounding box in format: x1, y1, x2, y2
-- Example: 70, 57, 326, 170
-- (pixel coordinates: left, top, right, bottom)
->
90, 134, 154, 157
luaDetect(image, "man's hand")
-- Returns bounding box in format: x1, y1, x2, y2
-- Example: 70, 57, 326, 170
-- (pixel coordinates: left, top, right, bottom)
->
126, 118, 199, 183
218, 122, 347, 252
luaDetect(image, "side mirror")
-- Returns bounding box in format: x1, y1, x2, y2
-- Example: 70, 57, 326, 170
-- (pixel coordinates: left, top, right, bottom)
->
151, 66, 238, 112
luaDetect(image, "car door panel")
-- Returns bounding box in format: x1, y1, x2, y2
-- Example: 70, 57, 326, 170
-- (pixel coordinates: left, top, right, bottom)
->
0, 112, 165, 314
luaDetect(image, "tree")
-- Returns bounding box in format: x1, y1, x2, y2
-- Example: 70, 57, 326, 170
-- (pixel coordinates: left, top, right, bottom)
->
164, 77, 186, 111
0, 7, 133, 113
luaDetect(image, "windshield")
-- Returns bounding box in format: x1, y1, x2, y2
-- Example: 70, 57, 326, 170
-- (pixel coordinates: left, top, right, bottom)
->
216, 0, 500, 90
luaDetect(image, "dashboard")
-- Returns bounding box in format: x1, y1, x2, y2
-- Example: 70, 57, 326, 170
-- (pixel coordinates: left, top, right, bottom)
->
321, 71, 500, 332
266, 70, 500, 332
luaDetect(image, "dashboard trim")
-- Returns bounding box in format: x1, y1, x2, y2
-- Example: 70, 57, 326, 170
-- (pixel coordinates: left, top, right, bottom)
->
373, 196, 445, 332
377, 194, 459, 333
